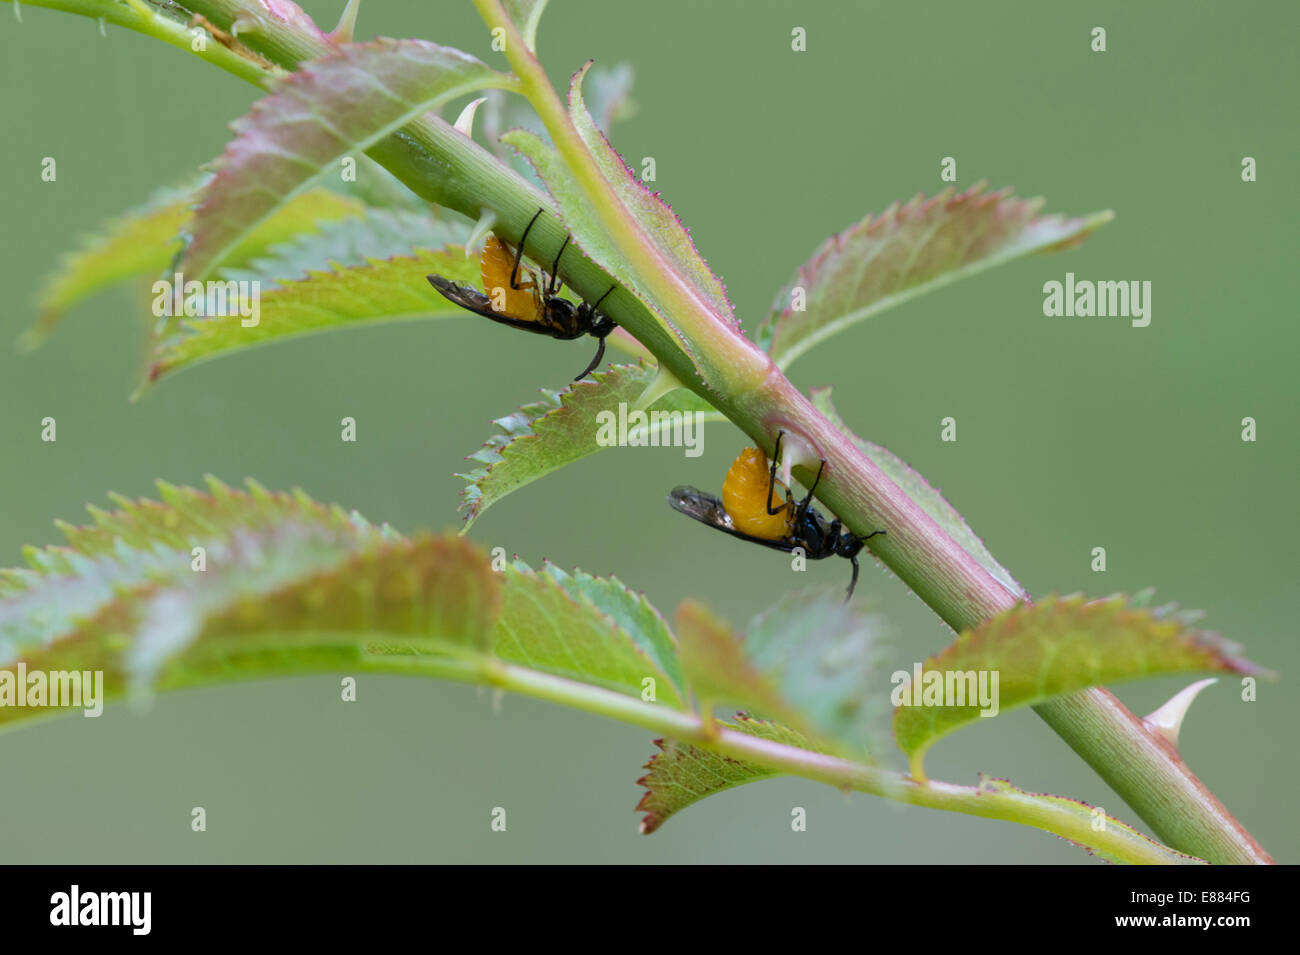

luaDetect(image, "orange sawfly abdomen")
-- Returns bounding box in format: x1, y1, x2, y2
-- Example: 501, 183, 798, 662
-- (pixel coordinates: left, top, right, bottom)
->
668, 431, 886, 600
480, 235, 542, 323
722, 447, 792, 541
426, 209, 617, 381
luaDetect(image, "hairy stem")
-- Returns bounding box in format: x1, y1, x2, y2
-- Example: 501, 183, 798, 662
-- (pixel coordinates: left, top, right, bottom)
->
36, 0, 1272, 863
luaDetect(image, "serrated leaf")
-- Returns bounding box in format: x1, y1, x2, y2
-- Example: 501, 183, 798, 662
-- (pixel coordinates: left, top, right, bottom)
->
810, 386, 1024, 598
636, 716, 808, 834
0, 479, 445, 705
329, 154, 433, 211
24, 182, 363, 347
566, 61, 736, 331
483, 62, 634, 188
220, 207, 467, 289
545, 562, 685, 696
0, 481, 701, 731
458, 361, 720, 529
500, 56, 742, 370
582, 62, 637, 133
758, 184, 1114, 367
182, 38, 511, 280
893, 594, 1270, 778
501, 127, 687, 355
501, 0, 549, 52
973, 777, 1205, 865
146, 244, 481, 385
496, 559, 685, 708
676, 589, 891, 758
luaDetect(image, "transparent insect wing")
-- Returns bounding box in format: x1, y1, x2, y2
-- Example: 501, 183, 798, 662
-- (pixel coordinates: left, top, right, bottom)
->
667, 486, 735, 530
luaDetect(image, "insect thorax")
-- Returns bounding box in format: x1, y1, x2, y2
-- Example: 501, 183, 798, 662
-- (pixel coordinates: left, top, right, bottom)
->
544, 298, 584, 337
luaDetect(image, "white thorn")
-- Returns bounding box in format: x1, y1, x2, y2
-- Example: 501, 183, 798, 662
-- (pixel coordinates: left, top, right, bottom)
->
1143, 678, 1217, 748
776, 429, 820, 489
98, 16, 106, 36
328, 0, 360, 44
491, 687, 505, 714
230, 14, 258, 38
13, 1, 22, 25
631, 362, 684, 411
453, 96, 487, 137
464, 208, 496, 258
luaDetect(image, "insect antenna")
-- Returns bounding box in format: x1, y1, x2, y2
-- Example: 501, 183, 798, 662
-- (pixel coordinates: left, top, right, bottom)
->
573, 286, 617, 380
574, 336, 607, 381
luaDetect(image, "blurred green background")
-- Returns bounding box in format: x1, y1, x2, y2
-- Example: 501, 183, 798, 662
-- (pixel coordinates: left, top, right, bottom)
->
1, 0, 1295, 863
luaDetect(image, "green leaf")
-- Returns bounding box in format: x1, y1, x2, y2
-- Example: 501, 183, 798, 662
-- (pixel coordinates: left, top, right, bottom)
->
676, 589, 891, 758
0, 478, 429, 708
758, 184, 1114, 367
501, 127, 688, 354
458, 361, 720, 529
495, 560, 686, 706
810, 386, 1024, 598
329, 154, 434, 212
566, 61, 737, 331
893, 594, 1270, 779
218, 207, 467, 288
0, 480, 700, 731
501, 58, 740, 367
0, 483, 1222, 863
145, 244, 481, 386
182, 38, 512, 280
483, 61, 635, 187
636, 715, 809, 834
581, 62, 637, 134
23, 181, 362, 348
971, 777, 1205, 865
501, 0, 550, 52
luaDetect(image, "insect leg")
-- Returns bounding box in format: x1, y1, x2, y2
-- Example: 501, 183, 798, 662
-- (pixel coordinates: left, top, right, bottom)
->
766, 430, 787, 515
548, 235, 571, 296
511, 209, 544, 291
846, 554, 860, 602
797, 459, 827, 520
592, 285, 615, 311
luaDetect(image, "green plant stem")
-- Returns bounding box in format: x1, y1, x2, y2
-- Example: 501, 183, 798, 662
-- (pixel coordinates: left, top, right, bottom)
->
51, 0, 1272, 863
475, 0, 766, 380
352, 651, 1197, 865
12, 0, 279, 86
470, 2, 1273, 866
